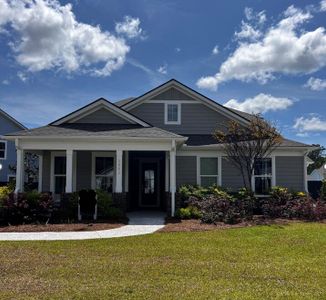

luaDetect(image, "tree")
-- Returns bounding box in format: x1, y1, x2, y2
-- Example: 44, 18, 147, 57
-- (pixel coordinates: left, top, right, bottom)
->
213, 115, 283, 190
307, 145, 326, 175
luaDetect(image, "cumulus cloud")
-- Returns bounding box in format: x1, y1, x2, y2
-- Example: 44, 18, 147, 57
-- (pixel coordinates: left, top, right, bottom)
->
305, 77, 326, 91
197, 5, 326, 90
115, 16, 144, 39
157, 64, 167, 74
224, 93, 293, 114
0, 0, 143, 76
294, 116, 326, 132
321, 0, 326, 12
212, 45, 219, 55
234, 21, 262, 41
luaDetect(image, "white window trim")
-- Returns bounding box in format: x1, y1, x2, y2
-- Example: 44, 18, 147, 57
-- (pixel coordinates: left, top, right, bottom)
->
0, 140, 7, 160
91, 152, 115, 192
197, 155, 222, 186
252, 156, 276, 197
164, 102, 181, 125
50, 151, 66, 194
7, 174, 15, 182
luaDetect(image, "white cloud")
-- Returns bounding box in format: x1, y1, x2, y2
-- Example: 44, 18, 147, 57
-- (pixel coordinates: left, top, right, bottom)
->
212, 45, 219, 55
157, 64, 167, 74
294, 116, 326, 132
305, 77, 326, 91
17, 71, 27, 82
197, 5, 326, 90
2, 79, 9, 85
224, 93, 293, 114
175, 47, 181, 52
234, 21, 262, 41
115, 16, 143, 39
0, 0, 144, 76
321, 0, 326, 12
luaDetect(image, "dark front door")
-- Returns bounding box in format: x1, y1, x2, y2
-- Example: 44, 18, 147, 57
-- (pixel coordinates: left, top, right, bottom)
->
140, 162, 159, 207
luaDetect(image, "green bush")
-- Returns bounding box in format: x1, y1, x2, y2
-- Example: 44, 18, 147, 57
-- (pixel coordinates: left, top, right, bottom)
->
175, 206, 202, 219
96, 189, 123, 219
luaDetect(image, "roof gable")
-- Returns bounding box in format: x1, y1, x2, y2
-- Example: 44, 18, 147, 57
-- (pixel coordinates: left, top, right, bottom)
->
0, 108, 27, 130
51, 98, 151, 127
122, 79, 250, 125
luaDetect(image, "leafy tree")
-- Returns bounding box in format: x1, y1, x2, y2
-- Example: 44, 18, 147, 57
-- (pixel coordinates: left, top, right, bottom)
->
214, 115, 282, 190
307, 145, 326, 175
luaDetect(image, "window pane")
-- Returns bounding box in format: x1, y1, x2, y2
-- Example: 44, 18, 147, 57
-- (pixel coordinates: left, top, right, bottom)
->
95, 176, 113, 193
0, 142, 5, 149
200, 158, 218, 175
254, 158, 271, 175
255, 177, 271, 195
0, 150, 4, 158
95, 157, 114, 176
55, 176, 66, 194
167, 104, 178, 122
201, 176, 218, 187
144, 170, 155, 194
54, 157, 66, 175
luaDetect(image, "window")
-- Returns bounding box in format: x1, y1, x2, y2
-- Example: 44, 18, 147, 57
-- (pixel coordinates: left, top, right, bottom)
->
7, 175, 15, 184
54, 156, 66, 194
94, 156, 114, 193
165, 103, 181, 124
253, 158, 272, 195
199, 157, 219, 187
0, 141, 6, 159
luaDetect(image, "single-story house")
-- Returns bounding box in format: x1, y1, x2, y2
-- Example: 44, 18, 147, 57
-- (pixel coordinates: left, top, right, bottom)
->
0, 108, 27, 185
5, 79, 314, 215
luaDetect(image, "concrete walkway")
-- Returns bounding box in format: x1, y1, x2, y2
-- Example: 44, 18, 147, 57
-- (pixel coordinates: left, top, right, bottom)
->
0, 211, 166, 241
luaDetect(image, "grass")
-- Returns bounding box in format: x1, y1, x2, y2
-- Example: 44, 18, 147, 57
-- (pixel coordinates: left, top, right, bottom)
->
0, 223, 325, 299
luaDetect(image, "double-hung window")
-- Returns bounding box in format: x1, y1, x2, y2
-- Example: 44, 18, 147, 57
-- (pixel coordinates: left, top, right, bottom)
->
54, 156, 66, 194
253, 158, 272, 195
165, 103, 181, 124
0, 140, 7, 159
199, 157, 219, 187
94, 156, 114, 193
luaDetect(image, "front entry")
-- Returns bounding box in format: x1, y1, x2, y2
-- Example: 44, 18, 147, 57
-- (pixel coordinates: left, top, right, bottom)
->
139, 161, 159, 207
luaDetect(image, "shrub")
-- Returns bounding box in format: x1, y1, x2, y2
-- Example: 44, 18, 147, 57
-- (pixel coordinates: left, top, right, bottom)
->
96, 189, 123, 219
175, 206, 202, 219
2, 191, 53, 224
262, 186, 292, 218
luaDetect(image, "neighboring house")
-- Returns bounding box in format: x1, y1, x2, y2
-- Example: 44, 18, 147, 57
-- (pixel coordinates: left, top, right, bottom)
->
0, 108, 27, 185
5, 79, 314, 215
307, 163, 326, 181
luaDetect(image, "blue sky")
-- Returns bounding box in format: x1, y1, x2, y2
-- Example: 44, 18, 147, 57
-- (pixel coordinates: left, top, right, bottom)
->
0, 0, 325, 146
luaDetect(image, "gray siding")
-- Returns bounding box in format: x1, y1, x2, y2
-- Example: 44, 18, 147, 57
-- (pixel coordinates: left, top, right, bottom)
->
176, 156, 197, 187
76, 151, 92, 190
130, 103, 231, 135
76, 108, 132, 124
276, 156, 304, 191
0, 113, 23, 182
221, 157, 244, 191
42, 151, 51, 192
152, 88, 194, 100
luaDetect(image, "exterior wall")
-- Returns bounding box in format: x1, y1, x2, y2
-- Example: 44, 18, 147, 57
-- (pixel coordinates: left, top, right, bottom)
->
0, 114, 23, 183
221, 157, 244, 191
130, 103, 231, 134
74, 108, 132, 124
152, 88, 194, 100
76, 151, 92, 190
42, 151, 51, 192
275, 156, 305, 191
176, 156, 197, 187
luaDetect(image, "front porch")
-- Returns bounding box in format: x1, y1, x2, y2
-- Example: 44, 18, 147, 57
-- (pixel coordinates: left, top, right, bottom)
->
14, 140, 179, 216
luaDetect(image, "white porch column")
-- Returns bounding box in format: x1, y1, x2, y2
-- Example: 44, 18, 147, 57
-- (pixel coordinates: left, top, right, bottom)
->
65, 149, 73, 193
124, 151, 129, 192
115, 149, 123, 193
304, 153, 308, 192
170, 140, 176, 217
165, 151, 170, 192
15, 148, 24, 193
38, 154, 43, 193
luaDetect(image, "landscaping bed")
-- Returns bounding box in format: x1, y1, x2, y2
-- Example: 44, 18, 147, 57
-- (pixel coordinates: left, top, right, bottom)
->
0, 220, 127, 232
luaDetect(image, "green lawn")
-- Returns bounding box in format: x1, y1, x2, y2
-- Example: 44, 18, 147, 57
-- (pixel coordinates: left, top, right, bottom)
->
0, 223, 325, 299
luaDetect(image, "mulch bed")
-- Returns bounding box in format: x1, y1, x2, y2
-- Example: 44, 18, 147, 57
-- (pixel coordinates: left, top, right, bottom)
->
158, 216, 293, 233
0, 219, 127, 232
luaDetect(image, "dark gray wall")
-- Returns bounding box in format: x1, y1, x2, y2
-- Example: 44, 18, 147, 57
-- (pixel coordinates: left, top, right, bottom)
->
221, 157, 244, 191
76, 151, 92, 190
42, 151, 51, 191
0, 113, 23, 182
176, 156, 197, 187
276, 156, 304, 191
130, 103, 231, 135
152, 88, 194, 100
76, 108, 132, 124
